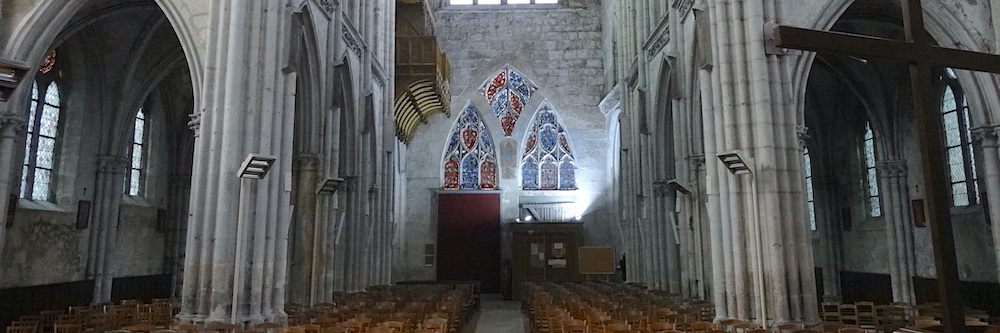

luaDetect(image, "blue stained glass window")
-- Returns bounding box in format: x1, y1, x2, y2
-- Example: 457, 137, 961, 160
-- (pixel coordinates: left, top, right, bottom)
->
939, 68, 979, 206
864, 122, 881, 217
521, 101, 577, 190
480, 65, 539, 136
441, 104, 499, 190
21, 80, 61, 201
461, 155, 479, 189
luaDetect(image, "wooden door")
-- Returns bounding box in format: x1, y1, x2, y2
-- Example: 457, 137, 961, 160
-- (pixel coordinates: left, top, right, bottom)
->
510, 223, 583, 299
436, 193, 502, 293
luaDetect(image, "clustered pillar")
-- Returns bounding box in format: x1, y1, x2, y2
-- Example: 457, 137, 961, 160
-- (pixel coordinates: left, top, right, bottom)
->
178, 0, 295, 325
699, 0, 819, 325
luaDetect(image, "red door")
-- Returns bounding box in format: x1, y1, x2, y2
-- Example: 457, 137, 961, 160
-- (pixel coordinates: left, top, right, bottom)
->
436, 193, 502, 293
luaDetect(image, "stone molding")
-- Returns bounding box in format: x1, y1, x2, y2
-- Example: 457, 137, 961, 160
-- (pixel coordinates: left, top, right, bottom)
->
642, 13, 671, 58
97, 155, 129, 174
342, 20, 365, 56
187, 112, 202, 137
972, 125, 1000, 148
599, 84, 621, 115
0, 113, 27, 137
875, 160, 907, 178
796, 125, 810, 151
672, 0, 695, 23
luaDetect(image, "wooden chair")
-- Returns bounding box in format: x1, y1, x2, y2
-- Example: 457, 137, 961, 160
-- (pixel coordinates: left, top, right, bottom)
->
173, 324, 199, 333
820, 322, 844, 333
204, 323, 237, 333
604, 323, 630, 333
647, 322, 672, 333
776, 323, 801, 333
421, 318, 447, 333
301, 324, 321, 333
53, 324, 82, 333
717, 319, 743, 333
732, 322, 758, 333
820, 303, 841, 323
253, 323, 279, 333
279, 327, 305, 333
124, 324, 155, 333
7, 326, 37, 333
380, 321, 407, 332
368, 328, 394, 333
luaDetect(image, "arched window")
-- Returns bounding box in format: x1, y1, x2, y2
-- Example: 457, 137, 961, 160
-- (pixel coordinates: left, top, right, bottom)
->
804, 147, 816, 231
939, 68, 979, 206
20, 81, 62, 201
522, 101, 576, 190
442, 104, 499, 190
126, 108, 147, 196
479, 65, 538, 136
863, 122, 881, 217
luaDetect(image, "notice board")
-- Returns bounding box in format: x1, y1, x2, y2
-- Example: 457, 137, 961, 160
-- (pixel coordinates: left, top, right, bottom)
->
578, 246, 615, 274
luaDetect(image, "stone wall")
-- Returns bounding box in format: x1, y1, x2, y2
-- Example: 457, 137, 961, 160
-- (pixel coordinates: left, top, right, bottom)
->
396, 0, 612, 281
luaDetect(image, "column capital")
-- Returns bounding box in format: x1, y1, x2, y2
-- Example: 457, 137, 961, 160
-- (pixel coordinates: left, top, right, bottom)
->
295, 154, 321, 171
1, 113, 27, 138
796, 125, 810, 151
876, 160, 907, 177
97, 155, 129, 174
652, 180, 671, 197
187, 112, 202, 137
972, 125, 1000, 148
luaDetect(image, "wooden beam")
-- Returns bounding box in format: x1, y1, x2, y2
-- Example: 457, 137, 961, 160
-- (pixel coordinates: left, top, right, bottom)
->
769, 25, 1000, 73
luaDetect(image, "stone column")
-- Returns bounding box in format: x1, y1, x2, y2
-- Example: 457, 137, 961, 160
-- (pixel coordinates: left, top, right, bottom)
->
289, 154, 319, 305
168, 174, 192, 299
876, 160, 916, 303
178, 0, 294, 325
654, 181, 682, 293
702, 0, 819, 325
89, 156, 128, 303
0, 113, 26, 276
972, 126, 1000, 287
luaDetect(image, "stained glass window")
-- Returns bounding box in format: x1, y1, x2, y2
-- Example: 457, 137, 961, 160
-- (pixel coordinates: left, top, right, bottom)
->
442, 104, 499, 190
20, 81, 61, 201
522, 101, 576, 190
864, 122, 881, 217
939, 68, 979, 206
479, 65, 538, 136
126, 108, 147, 196
804, 148, 816, 231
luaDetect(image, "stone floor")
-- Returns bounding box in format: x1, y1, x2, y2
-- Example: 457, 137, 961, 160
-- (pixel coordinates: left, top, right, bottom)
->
462, 294, 528, 333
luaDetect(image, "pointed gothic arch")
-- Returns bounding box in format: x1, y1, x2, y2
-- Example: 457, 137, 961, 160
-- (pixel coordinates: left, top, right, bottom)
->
441, 103, 499, 190
521, 101, 576, 190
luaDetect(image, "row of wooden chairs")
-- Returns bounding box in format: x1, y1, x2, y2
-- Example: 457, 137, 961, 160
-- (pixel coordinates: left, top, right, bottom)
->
7, 299, 180, 333
523, 282, 723, 333
819, 301, 994, 331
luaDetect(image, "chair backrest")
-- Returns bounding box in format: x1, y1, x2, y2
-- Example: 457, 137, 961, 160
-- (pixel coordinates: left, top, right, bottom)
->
6, 326, 37, 333
605, 323, 631, 333
838, 328, 866, 333
821, 322, 845, 333
174, 323, 199, 333
53, 323, 82, 333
